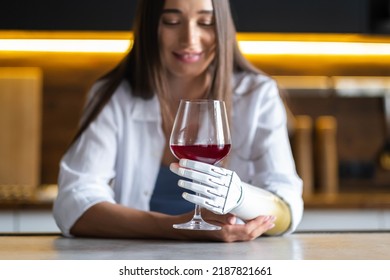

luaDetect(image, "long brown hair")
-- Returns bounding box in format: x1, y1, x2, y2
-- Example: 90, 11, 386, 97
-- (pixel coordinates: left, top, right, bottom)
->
71, 0, 259, 146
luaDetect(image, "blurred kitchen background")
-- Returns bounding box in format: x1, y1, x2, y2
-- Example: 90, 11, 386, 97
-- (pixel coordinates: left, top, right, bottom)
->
1, 0, 390, 233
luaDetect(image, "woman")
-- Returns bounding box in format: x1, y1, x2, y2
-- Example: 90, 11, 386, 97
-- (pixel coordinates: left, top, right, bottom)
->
53, 0, 303, 242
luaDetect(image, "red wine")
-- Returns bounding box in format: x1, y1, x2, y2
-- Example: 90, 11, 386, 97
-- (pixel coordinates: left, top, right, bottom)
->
170, 144, 231, 164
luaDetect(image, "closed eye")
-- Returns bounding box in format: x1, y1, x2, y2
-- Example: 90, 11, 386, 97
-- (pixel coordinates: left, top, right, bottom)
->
162, 19, 180, 26
198, 21, 214, 27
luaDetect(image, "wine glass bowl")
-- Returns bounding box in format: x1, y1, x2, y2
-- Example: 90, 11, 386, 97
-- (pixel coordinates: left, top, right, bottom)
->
170, 144, 231, 165
170, 99, 231, 230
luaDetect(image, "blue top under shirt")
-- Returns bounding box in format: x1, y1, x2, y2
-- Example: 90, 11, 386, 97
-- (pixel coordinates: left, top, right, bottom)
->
150, 165, 194, 215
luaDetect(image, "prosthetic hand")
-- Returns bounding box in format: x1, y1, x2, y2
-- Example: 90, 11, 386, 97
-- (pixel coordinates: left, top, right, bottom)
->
170, 159, 292, 234
170, 159, 244, 215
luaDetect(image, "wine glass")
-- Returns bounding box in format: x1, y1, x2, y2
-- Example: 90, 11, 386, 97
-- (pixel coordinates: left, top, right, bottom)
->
170, 99, 231, 230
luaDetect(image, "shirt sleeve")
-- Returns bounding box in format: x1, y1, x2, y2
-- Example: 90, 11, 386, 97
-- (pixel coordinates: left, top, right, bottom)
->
53, 85, 120, 237
245, 78, 304, 234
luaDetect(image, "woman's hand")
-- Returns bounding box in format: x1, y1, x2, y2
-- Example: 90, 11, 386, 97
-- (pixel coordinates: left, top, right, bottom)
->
177, 209, 276, 243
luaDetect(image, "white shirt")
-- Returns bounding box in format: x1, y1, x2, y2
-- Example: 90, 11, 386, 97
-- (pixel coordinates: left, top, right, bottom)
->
53, 71, 304, 236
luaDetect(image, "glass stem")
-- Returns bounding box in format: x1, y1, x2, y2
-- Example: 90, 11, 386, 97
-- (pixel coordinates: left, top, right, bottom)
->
193, 202, 202, 221
192, 183, 203, 221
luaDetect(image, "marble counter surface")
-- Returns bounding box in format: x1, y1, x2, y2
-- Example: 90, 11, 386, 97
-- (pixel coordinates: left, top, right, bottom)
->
0, 232, 389, 260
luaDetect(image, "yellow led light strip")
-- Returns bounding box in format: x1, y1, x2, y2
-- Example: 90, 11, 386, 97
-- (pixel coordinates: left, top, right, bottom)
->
238, 41, 390, 56
0, 39, 131, 53
1, 37, 390, 55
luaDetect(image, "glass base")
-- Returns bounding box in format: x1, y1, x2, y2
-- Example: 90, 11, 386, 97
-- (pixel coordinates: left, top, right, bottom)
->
173, 218, 221, 231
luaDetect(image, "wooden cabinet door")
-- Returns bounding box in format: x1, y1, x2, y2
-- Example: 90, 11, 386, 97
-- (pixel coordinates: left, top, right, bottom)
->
0, 67, 42, 189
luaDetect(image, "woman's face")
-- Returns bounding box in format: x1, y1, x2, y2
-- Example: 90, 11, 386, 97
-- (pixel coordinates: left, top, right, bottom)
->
158, 0, 216, 79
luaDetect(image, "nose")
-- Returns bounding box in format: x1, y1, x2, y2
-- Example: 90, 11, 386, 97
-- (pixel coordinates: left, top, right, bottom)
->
179, 21, 199, 47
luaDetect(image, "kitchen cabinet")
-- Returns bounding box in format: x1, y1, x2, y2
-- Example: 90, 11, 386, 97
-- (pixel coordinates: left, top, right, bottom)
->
0, 211, 13, 232
0, 186, 60, 233
297, 209, 390, 231
0, 210, 59, 233
17, 210, 59, 233
0, 68, 42, 189
385, 211, 390, 228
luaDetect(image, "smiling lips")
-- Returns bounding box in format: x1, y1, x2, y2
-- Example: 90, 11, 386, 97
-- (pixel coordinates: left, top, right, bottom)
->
173, 51, 202, 63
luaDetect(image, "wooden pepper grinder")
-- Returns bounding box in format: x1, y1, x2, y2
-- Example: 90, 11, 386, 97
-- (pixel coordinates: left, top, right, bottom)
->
315, 116, 339, 195
292, 115, 314, 199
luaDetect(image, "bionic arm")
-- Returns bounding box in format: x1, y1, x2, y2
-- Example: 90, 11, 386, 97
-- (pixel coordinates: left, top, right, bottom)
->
170, 159, 291, 235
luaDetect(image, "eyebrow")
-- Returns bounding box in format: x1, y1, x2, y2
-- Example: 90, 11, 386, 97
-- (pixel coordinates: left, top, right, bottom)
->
161, 9, 214, 15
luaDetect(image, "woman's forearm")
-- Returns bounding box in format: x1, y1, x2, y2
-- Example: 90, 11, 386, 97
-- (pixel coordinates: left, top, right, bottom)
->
69, 201, 192, 239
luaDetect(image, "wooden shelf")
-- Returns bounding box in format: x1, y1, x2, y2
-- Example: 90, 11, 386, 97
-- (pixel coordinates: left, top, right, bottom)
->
0, 185, 56, 210
304, 193, 390, 209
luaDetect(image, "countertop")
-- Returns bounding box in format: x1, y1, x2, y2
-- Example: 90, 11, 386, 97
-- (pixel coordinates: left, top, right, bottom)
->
1, 232, 389, 260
